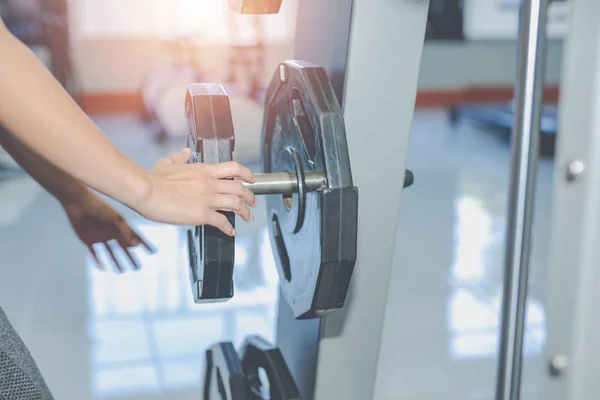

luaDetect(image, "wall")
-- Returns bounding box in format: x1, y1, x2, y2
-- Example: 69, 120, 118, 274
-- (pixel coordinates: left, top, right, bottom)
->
419, 40, 563, 90
71, 39, 293, 93
70, 39, 563, 94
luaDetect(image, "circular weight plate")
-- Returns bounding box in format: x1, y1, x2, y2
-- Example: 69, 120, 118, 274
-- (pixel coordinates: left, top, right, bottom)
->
186, 83, 236, 303
239, 335, 301, 399
203, 342, 247, 399
262, 60, 359, 319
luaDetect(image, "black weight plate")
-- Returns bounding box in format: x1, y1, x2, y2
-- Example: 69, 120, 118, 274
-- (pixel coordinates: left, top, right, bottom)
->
262, 60, 359, 319
186, 83, 236, 303
204, 342, 249, 400
239, 335, 301, 400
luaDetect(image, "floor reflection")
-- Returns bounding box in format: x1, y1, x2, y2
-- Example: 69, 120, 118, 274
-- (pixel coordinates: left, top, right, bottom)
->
448, 191, 546, 362
87, 223, 279, 397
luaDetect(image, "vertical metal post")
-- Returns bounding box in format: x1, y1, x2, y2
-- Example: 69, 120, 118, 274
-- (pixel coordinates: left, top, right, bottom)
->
540, 1, 600, 399
496, 1, 549, 400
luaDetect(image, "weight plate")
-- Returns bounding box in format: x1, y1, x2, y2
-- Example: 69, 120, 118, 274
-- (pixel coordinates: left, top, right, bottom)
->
186, 83, 236, 303
203, 342, 249, 400
240, 335, 301, 400
262, 60, 359, 319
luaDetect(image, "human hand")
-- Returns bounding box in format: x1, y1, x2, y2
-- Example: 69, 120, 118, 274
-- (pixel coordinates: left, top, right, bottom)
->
136, 148, 257, 236
64, 191, 155, 273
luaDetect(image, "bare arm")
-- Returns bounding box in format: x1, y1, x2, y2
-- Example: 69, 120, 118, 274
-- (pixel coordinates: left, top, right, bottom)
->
0, 126, 88, 205
0, 17, 257, 235
0, 18, 148, 208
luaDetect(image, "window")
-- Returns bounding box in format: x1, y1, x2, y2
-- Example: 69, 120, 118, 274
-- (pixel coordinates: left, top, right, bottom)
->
78, 0, 297, 44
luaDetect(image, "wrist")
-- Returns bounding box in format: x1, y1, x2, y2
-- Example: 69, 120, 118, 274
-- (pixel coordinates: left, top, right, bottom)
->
57, 182, 90, 208
122, 168, 154, 213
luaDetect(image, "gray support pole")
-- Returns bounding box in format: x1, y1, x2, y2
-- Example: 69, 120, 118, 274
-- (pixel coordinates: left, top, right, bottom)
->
542, 0, 600, 399
496, 1, 549, 399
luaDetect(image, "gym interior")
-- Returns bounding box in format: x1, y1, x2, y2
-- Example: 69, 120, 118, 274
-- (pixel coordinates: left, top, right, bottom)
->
1, 0, 597, 399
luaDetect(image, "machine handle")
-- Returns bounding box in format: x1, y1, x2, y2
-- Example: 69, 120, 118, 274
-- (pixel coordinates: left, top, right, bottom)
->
241, 172, 326, 195
496, 1, 549, 400
239, 336, 301, 400
404, 169, 414, 188
241, 169, 413, 195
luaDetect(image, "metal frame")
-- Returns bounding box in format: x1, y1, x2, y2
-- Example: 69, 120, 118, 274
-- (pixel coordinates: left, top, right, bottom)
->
275, 1, 430, 399
496, 1, 549, 399
542, 0, 600, 398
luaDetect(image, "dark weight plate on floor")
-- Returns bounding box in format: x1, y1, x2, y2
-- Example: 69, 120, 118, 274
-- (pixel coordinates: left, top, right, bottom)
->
186, 84, 236, 303
262, 60, 359, 319
204, 342, 249, 400
240, 335, 301, 400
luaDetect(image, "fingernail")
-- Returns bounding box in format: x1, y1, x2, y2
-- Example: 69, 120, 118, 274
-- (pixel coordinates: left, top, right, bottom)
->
250, 213, 255, 221
232, 229, 238, 236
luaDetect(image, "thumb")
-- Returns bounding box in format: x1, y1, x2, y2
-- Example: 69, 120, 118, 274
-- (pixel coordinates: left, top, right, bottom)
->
166, 148, 192, 165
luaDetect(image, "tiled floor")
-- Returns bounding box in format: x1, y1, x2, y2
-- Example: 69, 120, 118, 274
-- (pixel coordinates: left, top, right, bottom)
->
0, 109, 555, 400
375, 111, 554, 400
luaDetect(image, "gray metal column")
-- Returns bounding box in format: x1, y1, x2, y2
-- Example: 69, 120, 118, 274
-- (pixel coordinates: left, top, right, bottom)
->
542, 0, 600, 399
496, 1, 549, 399
276, 1, 430, 399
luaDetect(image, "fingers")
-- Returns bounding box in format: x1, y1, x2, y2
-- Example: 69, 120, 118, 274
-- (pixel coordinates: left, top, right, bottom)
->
169, 148, 193, 165
116, 238, 141, 270
212, 161, 255, 183
206, 212, 236, 236
156, 148, 192, 166
88, 245, 103, 270
216, 180, 257, 206
112, 213, 155, 254
114, 219, 156, 254
103, 242, 124, 274
114, 218, 135, 244
211, 195, 253, 222
134, 232, 156, 254
87, 232, 152, 273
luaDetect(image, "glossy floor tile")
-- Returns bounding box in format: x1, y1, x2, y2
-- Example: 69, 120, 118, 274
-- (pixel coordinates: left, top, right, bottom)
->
0, 110, 555, 399
374, 111, 554, 400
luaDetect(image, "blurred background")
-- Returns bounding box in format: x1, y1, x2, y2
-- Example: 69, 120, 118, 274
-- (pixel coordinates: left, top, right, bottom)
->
0, 0, 568, 399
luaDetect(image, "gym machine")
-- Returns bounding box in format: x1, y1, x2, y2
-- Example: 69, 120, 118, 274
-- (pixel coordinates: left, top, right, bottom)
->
187, 59, 413, 397
541, 0, 600, 399
184, 0, 579, 399
448, 101, 558, 157
184, 0, 426, 399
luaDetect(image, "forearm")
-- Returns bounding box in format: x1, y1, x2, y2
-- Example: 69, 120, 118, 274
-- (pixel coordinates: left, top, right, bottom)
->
0, 23, 149, 209
0, 126, 88, 204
